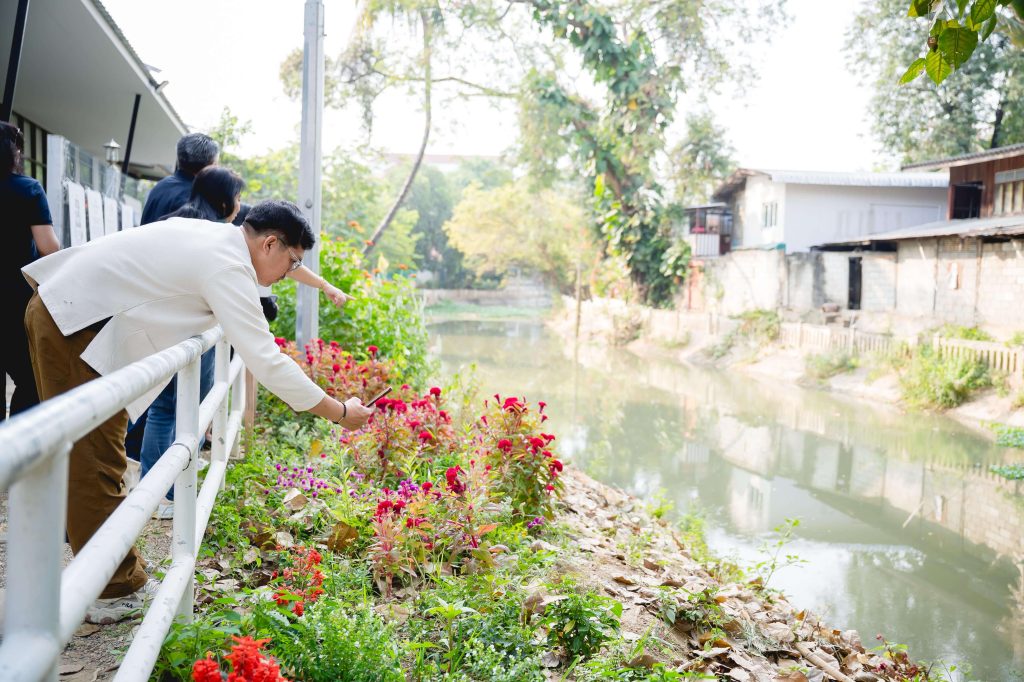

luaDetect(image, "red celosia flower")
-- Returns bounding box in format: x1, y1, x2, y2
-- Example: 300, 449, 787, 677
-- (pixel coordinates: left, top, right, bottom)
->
429, 386, 441, 397
545, 484, 555, 492
367, 345, 379, 356
329, 340, 339, 348
541, 433, 556, 443
551, 459, 563, 472
529, 436, 545, 450
305, 354, 315, 365
418, 431, 433, 442
331, 363, 340, 373
497, 439, 513, 452
274, 337, 287, 348
293, 601, 304, 617
192, 657, 221, 682
538, 401, 547, 412
421, 481, 433, 493
445, 466, 465, 494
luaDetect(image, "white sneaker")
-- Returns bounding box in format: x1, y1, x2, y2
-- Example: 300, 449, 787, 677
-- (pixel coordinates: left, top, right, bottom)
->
85, 591, 144, 625
152, 500, 174, 520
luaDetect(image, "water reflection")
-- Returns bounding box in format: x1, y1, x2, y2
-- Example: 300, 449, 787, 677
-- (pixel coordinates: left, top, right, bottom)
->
430, 318, 1024, 681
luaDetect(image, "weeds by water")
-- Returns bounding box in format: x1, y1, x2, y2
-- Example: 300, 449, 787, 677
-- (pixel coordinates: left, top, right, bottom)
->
804, 350, 858, 382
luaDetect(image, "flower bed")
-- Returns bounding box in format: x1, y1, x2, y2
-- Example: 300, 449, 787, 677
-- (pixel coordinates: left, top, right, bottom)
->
152, 340, 942, 682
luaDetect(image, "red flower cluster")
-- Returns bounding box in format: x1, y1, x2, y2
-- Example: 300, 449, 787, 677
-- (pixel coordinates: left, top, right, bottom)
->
270, 546, 325, 617
445, 466, 465, 494
192, 636, 288, 682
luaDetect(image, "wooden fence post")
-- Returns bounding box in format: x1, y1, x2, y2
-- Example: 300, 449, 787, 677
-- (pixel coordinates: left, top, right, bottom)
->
244, 370, 257, 430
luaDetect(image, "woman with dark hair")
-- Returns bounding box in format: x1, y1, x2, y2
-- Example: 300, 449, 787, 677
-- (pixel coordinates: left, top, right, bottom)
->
161, 165, 244, 222
1, 121, 60, 419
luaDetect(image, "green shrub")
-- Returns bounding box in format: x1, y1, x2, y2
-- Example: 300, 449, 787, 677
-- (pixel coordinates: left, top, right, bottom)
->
541, 582, 622, 660
259, 601, 404, 682
271, 236, 432, 386
936, 324, 994, 342
804, 351, 858, 381
991, 463, 1024, 480
993, 424, 1024, 448
898, 347, 991, 409
735, 309, 780, 343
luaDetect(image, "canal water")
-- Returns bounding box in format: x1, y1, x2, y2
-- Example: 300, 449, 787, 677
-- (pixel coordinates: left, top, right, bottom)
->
429, 317, 1024, 681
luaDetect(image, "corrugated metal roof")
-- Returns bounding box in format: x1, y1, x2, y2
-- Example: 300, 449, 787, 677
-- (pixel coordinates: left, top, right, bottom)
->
764, 169, 948, 188
712, 168, 948, 200
817, 214, 1024, 247
902, 143, 1024, 172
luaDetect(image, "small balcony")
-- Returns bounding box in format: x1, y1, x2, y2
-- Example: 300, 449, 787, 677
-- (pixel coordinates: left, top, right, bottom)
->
682, 203, 733, 258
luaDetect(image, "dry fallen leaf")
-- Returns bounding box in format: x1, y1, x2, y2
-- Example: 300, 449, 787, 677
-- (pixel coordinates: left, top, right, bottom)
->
626, 653, 658, 669
613, 575, 637, 586
325, 520, 358, 553
773, 673, 808, 682
282, 488, 308, 512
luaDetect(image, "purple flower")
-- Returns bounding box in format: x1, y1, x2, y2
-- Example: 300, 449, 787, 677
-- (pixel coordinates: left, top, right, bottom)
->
527, 517, 545, 529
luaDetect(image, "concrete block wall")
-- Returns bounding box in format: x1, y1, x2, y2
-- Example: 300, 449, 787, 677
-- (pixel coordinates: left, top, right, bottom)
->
704, 249, 785, 315
785, 253, 818, 310
821, 252, 849, 307
933, 237, 980, 326
975, 240, 1024, 329
861, 253, 897, 312
895, 240, 937, 318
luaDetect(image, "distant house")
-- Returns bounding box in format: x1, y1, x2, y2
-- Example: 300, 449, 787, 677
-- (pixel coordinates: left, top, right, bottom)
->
812, 144, 1024, 326
682, 169, 949, 258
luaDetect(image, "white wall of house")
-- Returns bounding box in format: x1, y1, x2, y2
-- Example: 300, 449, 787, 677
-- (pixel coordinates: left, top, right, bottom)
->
734, 175, 786, 250
783, 184, 946, 253
732, 180, 946, 253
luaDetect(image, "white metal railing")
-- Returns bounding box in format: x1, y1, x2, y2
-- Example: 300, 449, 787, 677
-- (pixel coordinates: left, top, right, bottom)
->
686, 232, 723, 258
0, 327, 247, 682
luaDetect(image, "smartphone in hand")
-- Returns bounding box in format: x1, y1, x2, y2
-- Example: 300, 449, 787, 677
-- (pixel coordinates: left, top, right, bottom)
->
366, 386, 393, 407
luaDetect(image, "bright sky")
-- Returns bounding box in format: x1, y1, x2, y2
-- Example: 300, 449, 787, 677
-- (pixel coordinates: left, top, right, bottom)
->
102, 0, 885, 173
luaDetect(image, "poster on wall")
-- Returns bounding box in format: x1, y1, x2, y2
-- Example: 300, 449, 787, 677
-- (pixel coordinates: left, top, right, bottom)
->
85, 189, 104, 241
121, 203, 135, 230
103, 197, 119, 236
66, 181, 87, 246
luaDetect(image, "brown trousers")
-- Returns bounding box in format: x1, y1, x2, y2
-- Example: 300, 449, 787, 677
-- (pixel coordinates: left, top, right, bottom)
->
24, 293, 148, 598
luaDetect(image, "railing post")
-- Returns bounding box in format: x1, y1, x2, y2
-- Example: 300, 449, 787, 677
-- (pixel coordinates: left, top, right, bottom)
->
172, 359, 200, 622
212, 341, 230, 490
231, 365, 248, 459
3, 441, 70, 682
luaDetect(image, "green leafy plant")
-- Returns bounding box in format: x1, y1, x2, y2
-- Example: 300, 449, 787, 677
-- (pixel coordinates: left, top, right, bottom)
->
804, 351, 859, 382
994, 424, 1024, 448
271, 236, 432, 387
753, 518, 807, 591
541, 583, 623, 661
897, 347, 991, 409
991, 463, 1024, 480
936, 324, 994, 342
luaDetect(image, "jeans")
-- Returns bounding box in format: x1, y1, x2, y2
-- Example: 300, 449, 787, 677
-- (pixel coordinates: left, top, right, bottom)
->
140, 348, 215, 500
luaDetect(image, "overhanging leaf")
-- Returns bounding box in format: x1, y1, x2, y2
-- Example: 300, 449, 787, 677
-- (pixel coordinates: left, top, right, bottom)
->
981, 14, 998, 40
899, 57, 928, 83
972, 0, 997, 24
926, 45, 953, 83
938, 24, 979, 68
956, 0, 969, 18
326, 519, 359, 552
908, 0, 939, 16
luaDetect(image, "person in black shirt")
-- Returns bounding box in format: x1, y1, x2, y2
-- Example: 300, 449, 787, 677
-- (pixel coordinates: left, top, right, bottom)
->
138, 133, 219, 226
0, 121, 60, 418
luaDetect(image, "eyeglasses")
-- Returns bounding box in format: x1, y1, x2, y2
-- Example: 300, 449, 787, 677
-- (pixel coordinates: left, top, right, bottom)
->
285, 247, 303, 272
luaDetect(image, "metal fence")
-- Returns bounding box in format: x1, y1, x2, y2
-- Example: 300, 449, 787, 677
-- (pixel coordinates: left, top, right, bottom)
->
0, 328, 246, 682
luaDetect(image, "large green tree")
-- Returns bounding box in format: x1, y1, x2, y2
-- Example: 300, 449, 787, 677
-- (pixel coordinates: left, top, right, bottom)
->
670, 110, 736, 206
848, 0, 1024, 163
282, 0, 783, 304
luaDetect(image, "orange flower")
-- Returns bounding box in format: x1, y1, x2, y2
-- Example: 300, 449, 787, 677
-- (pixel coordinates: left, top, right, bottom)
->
397, 263, 408, 270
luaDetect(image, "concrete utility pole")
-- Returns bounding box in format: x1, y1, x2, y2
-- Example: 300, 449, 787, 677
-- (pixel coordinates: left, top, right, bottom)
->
296, 0, 325, 349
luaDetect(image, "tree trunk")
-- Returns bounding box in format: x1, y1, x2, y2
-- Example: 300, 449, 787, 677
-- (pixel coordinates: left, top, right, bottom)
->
363, 9, 432, 257
992, 95, 1007, 149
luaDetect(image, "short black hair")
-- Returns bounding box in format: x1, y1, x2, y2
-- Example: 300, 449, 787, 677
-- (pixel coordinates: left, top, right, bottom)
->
176, 133, 219, 176
244, 200, 316, 250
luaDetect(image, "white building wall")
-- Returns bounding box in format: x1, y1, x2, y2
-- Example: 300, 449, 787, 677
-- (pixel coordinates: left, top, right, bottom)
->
782, 184, 946, 253
736, 175, 787, 250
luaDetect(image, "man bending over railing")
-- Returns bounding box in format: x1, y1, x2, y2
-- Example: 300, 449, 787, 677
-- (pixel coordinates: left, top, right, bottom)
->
20, 199, 373, 624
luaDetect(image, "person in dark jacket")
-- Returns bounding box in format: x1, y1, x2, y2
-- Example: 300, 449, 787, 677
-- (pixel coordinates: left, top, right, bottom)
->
0, 121, 60, 419
139, 133, 219, 226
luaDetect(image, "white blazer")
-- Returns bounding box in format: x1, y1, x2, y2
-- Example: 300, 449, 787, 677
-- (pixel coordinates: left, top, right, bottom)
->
23, 218, 325, 420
